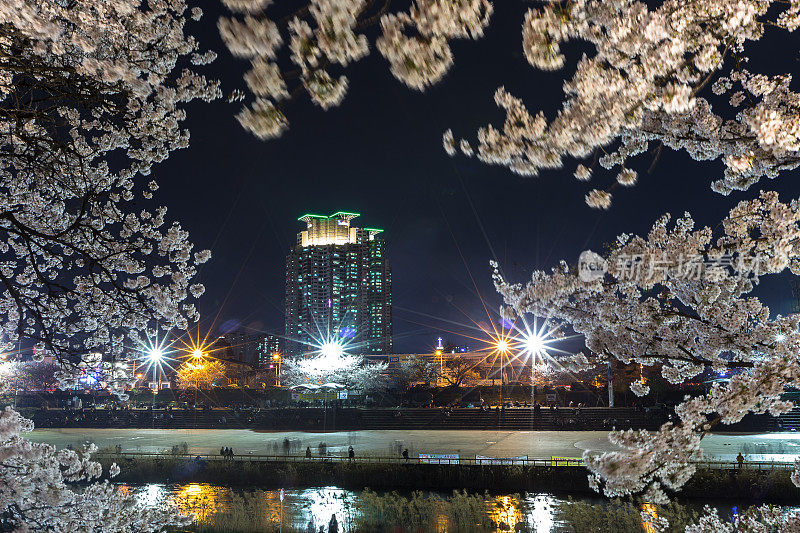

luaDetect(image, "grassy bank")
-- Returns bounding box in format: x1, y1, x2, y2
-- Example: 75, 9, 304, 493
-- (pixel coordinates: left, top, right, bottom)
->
99, 456, 800, 504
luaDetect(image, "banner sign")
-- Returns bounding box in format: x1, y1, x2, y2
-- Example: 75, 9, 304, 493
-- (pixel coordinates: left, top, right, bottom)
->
419, 453, 459, 464
476, 455, 527, 465
550, 456, 584, 466
291, 391, 338, 401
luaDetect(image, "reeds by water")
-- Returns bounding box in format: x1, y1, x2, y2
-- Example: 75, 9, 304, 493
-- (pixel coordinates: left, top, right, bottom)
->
178, 488, 524, 532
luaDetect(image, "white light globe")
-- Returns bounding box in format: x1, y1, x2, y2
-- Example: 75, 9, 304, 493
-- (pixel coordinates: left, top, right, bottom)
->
319, 342, 344, 359
525, 334, 545, 354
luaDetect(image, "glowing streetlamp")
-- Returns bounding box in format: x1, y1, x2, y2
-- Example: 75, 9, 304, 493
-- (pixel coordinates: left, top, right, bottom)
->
435, 349, 443, 385
191, 348, 204, 359
272, 353, 282, 387
524, 334, 544, 355
147, 347, 164, 362
319, 341, 344, 359
518, 319, 561, 407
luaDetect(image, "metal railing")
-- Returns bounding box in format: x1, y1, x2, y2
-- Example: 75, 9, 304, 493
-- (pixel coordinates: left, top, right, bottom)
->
93, 451, 795, 470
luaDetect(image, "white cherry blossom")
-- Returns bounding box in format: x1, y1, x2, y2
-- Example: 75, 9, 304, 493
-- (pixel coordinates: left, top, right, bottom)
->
493, 191, 800, 524
0, 407, 190, 531
282, 353, 387, 391
220, 0, 492, 136
446, 1, 800, 206
0, 1, 218, 526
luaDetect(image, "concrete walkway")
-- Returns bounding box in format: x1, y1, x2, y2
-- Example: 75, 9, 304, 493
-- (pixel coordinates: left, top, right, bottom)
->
26, 428, 800, 462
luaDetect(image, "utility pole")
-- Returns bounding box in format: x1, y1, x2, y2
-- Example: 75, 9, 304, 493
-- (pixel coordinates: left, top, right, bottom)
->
607, 363, 614, 408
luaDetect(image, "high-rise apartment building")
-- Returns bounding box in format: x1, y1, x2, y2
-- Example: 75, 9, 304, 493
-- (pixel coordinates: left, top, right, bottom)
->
285, 211, 392, 355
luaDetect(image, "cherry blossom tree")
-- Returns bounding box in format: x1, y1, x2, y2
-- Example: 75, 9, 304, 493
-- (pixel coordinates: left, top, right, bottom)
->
494, 190, 800, 505
393, 354, 439, 389
176, 359, 227, 389
449, 0, 800, 209
282, 351, 388, 392
0, 407, 190, 531
1, 0, 219, 386
2, 360, 60, 391
1, 0, 219, 529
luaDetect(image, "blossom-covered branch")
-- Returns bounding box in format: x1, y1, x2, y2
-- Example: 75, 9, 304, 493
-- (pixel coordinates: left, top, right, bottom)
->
219, 0, 492, 138
0, 407, 190, 531
448, 0, 800, 208
282, 352, 387, 391
493, 191, 800, 509
0, 0, 220, 388
0, 1, 219, 528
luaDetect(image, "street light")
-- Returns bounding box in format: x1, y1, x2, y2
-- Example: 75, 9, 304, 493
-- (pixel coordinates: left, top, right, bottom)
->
492, 338, 514, 408
435, 349, 443, 386
147, 348, 164, 362
524, 333, 545, 355
272, 353, 282, 387
319, 341, 344, 359
191, 349, 204, 359
520, 324, 555, 408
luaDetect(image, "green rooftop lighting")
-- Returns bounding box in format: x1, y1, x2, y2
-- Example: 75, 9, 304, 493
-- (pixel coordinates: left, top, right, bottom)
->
329, 211, 361, 219
297, 213, 328, 221
298, 211, 361, 222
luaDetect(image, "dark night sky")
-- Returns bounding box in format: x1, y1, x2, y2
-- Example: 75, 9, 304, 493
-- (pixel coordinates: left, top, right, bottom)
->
153, 1, 800, 352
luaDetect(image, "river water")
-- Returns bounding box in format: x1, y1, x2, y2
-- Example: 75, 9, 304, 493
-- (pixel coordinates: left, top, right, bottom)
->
120, 483, 794, 532
123, 483, 574, 532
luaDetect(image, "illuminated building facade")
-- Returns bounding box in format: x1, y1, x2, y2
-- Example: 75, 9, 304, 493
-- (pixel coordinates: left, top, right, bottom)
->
255, 334, 282, 367
220, 330, 282, 368
285, 211, 392, 355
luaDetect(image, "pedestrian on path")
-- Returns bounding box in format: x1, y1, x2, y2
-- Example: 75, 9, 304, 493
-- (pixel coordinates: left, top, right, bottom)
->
737, 452, 745, 469
348, 446, 354, 462
402, 449, 409, 463
306, 446, 312, 459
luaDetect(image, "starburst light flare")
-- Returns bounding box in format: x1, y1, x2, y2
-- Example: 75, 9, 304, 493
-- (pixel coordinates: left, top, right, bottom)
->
147, 348, 165, 362
319, 340, 345, 360
133, 329, 181, 380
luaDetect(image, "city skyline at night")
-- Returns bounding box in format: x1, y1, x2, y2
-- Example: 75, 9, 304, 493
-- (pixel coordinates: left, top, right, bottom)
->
284, 212, 392, 355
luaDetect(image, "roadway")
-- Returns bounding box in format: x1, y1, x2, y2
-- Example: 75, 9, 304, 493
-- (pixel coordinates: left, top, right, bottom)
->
26, 428, 800, 462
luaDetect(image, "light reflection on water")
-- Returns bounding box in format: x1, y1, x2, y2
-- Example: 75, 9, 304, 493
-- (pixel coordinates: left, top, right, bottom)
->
118, 484, 800, 532
119, 483, 568, 532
